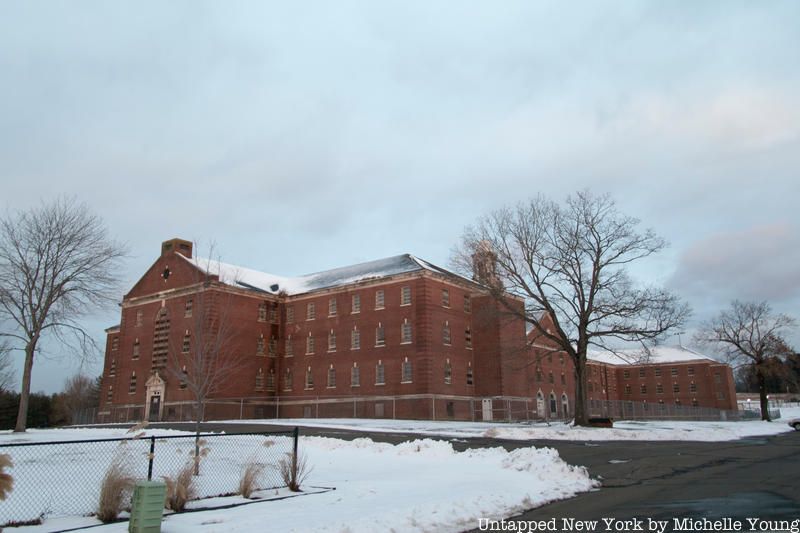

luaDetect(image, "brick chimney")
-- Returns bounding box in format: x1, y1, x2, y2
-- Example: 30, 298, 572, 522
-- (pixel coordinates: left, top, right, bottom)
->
161, 238, 193, 258
472, 240, 499, 286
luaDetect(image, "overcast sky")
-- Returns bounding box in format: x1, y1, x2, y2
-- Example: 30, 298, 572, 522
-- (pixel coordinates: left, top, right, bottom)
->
2, 1, 799, 393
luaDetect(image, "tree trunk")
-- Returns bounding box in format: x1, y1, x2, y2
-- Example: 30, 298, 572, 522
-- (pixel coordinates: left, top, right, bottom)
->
194, 401, 205, 475
14, 340, 37, 433
757, 365, 771, 422
573, 356, 589, 426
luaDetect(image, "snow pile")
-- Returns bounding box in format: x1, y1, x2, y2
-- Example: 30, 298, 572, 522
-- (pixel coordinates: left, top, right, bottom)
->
2, 431, 597, 533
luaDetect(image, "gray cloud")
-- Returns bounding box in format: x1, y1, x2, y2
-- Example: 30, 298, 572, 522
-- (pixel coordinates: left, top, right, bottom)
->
1, 1, 799, 391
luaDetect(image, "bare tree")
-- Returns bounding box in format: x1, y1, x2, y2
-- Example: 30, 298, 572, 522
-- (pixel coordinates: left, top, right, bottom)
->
454, 191, 689, 426
54, 373, 101, 424
167, 249, 249, 472
0, 341, 14, 392
694, 301, 796, 421
0, 198, 126, 432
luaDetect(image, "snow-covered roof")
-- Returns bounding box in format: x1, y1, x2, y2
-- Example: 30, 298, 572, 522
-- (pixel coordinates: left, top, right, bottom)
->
182, 253, 478, 296
587, 346, 716, 366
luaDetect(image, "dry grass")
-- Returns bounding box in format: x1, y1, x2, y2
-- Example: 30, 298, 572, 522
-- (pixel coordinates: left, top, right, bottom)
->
163, 460, 197, 512
239, 459, 267, 499
278, 451, 311, 492
96, 452, 136, 523
0, 454, 13, 501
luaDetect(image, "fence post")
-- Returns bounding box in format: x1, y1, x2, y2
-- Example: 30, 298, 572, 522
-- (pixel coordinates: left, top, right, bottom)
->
148, 436, 156, 481
292, 426, 299, 461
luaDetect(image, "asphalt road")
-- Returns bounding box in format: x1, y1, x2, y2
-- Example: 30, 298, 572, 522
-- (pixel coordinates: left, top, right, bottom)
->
137, 421, 800, 532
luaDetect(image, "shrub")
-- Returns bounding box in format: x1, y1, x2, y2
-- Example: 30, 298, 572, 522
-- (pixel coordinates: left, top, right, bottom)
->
278, 450, 311, 492
163, 460, 196, 512
239, 459, 267, 499
96, 451, 135, 523
0, 454, 13, 501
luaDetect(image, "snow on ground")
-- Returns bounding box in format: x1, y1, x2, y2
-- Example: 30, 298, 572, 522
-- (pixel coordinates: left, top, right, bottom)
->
213, 406, 800, 442
0, 428, 597, 533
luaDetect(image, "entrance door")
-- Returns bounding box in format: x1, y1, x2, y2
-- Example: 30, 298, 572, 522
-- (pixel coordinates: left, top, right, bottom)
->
148, 395, 161, 422
536, 392, 545, 418
481, 399, 493, 421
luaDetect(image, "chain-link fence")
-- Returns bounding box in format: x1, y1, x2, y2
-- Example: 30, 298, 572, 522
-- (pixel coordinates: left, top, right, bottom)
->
0, 430, 298, 527
587, 399, 780, 421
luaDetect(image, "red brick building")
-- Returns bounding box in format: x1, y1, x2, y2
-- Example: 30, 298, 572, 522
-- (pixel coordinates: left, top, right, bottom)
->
97, 238, 736, 423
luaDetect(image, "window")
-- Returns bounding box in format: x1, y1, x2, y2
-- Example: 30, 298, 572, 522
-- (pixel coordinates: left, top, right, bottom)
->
306, 302, 315, 320
690, 382, 697, 393
561, 373, 566, 385
352, 294, 361, 313
136, 310, 143, 327
466, 363, 474, 385
256, 335, 265, 356
692, 398, 699, 407
305, 367, 314, 390
284, 369, 293, 391
328, 330, 337, 352
639, 368, 646, 378
441, 289, 450, 307
560, 354, 564, 366
132, 339, 140, 359
588, 382, 594, 393
185, 299, 193, 318
536, 367, 543, 382
623, 370, 630, 379
182, 331, 191, 353
688, 366, 695, 376
375, 290, 385, 310
444, 359, 452, 385
624, 384, 631, 395
328, 298, 337, 317
112, 337, 119, 351
670, 367, 678, 377
351, 327, 360, 350
258, 302, 267, 322
717, 391, 725, 400
463, 295, 471, 313
714, 373, 721, 384
442, 321, 451, 345
306, 333, 315, 354
375, 323, 385, 347
465, 327, 472, 349
640, 384, 647, 394
656, 383, 664, 394
673, 383, 680, 393
180, 367, 187, 389
654, 367, 662, 377
327, 366, 336, 388
548, 371, 554, 384
285, 336, 293, 357
129, 372, 137, 394
401, 286, 411, 306
151, 310, 171, 367
268, 305, 277, 323
269, 336, 277, 356
106, 385, 113, 402
375, 361, 385, 385
351, 364, 360, 387
401, 319, 412, 344
109, 359, 116, 377
255, 369, 264, 391
286, 306, 295, 324
267, 369, 275, 391
401, 358, 412, 383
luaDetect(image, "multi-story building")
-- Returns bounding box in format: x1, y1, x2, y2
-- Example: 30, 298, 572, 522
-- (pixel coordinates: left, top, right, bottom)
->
97, 238, 736, 423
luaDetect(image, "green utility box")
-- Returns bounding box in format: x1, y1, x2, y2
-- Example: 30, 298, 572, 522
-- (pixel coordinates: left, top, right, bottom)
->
129, 480, 167, 533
